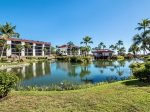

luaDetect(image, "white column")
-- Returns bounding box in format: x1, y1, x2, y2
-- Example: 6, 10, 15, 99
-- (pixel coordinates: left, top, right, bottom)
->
33, 43, 36, 56
42, 44, 45, 56
6, 40, 12, 56
21, 42, 25, 56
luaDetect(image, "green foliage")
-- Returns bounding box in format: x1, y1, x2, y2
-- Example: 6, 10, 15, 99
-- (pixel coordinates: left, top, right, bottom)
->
144, 56, 150, 61
16, 81, 94, 91
130, 62, 150, 82
0, 58, 8, 62
0, 72, 19, 98
117, 56, 125, 60
57, 56, 92, 63
124, 53, 134, 59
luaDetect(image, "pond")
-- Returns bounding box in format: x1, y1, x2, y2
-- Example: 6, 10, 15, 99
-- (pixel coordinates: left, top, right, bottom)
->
3, 60, 139, 86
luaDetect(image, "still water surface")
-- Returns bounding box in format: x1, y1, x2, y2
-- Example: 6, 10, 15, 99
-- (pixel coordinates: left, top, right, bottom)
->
4, 60, 138, 86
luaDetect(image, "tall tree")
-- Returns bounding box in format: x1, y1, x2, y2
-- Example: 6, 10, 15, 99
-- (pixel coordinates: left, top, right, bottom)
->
16, 44, 24, 61
102, 45, 106, 49
80, 36, 93, 56
0, 23, 19, 58
109, 45, 117, 51
43, 48, 48, 56
24, 43, 31, 56
116, 40, 124, 55
128, 44, 140, 57
133, 31, 150, 54
67, 41, 74, 46
135, 19, 150, 32
98, 42, 104, 49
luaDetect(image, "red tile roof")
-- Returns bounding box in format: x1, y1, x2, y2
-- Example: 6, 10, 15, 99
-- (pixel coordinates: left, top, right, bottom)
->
92, 49, 113, 53
57, 44, 79, 48
57, 45, 68, 48
0, 37, 51, 45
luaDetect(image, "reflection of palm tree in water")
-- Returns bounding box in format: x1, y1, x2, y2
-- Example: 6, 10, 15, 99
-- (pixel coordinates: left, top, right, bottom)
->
114, 60, 126, 76
79, 65, 91, 79
56, 62, 79, 77
110, 68, 115, 72
94, 60, 114, 68
68, 65, 78, 77
100, 69, 104, 74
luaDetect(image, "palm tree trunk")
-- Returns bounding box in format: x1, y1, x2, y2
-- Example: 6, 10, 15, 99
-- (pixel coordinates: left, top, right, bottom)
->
19, 51, 21, 62
27, 49, 28, 56
0, 43, 6, 59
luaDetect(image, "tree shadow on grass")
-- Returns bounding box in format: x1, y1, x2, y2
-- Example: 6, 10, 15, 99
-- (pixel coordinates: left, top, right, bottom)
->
121, 80, 150, 87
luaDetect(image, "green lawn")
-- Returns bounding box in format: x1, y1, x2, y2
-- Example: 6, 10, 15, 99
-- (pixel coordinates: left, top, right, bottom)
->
0, 80, 150, 112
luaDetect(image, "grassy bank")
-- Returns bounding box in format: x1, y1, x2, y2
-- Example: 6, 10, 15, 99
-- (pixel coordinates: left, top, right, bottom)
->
0, 80, 150, 112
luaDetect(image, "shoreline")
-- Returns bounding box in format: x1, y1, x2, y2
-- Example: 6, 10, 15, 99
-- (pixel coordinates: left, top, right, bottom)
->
0, 62, 30, 70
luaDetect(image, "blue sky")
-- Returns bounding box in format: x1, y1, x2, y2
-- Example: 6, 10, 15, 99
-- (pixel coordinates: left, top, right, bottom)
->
0, 0, 150, 50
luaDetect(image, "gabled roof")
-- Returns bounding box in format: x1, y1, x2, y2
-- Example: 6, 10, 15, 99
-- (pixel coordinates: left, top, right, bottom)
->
57, 44, 79, 48
92, 49, 114, 53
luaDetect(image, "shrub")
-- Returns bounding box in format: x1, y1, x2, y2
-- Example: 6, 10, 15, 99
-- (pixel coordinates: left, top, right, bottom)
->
117, 56, 125, 60
111, 55, 117, 59
130, 62, 150, 82
0, 72, 19, 98
124, 53, 134, 59
0, 58, 8, 62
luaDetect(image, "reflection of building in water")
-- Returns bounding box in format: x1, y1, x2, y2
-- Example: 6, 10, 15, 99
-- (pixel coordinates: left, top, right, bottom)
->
6, 68, 12, 72
42, 62, 45, 75
94, 61, 114, 68
33, 63, 37, 77
12, 62, 51, 80
56, 62, 77, 76
21, 66, 26, 78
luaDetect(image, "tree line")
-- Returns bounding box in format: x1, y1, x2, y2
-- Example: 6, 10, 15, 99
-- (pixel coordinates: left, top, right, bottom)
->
1, 19, 150, 58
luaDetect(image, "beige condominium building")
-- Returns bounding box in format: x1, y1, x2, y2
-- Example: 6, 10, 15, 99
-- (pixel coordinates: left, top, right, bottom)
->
0, 37, 51, 57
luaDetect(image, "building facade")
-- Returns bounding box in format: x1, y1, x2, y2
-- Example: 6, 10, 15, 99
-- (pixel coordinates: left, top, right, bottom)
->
0, 37, 51, 57
92, 49, 113, 59
57, 45, 80, 56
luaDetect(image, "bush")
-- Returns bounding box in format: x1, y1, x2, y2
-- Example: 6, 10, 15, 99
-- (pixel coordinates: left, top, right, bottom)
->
0, 72, 19, 98
111, 55, 117, 59
130, 62, 150, 82
124, 53, 134, 59
117, 56, 125, 60
0, 58, 8, 62
57, 56, 92, 63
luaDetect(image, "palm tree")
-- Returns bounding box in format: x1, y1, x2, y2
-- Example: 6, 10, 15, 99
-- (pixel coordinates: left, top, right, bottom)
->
67, 41, 74, 46
67, 41, 74, 55
116, 40, 124, 55
24, 43, 32, 56
128, 44, 140, 57
98, 42, 104, 49
0, 22, 19, 58
135, 19, 150, 32
80, 36, 93, 56
109, 45, 117, 51
116, 40, 123, 49
102, 45, 106, 49
118, 47, 126, 55
80, 46, 87, 56
16, 44, 24, 61
43, 48, 48, 56
133, 31, 150, 54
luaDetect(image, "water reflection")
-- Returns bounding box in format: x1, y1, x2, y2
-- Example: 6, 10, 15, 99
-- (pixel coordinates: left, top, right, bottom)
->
3, 60, 135, 86
4, 62, 51, 80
